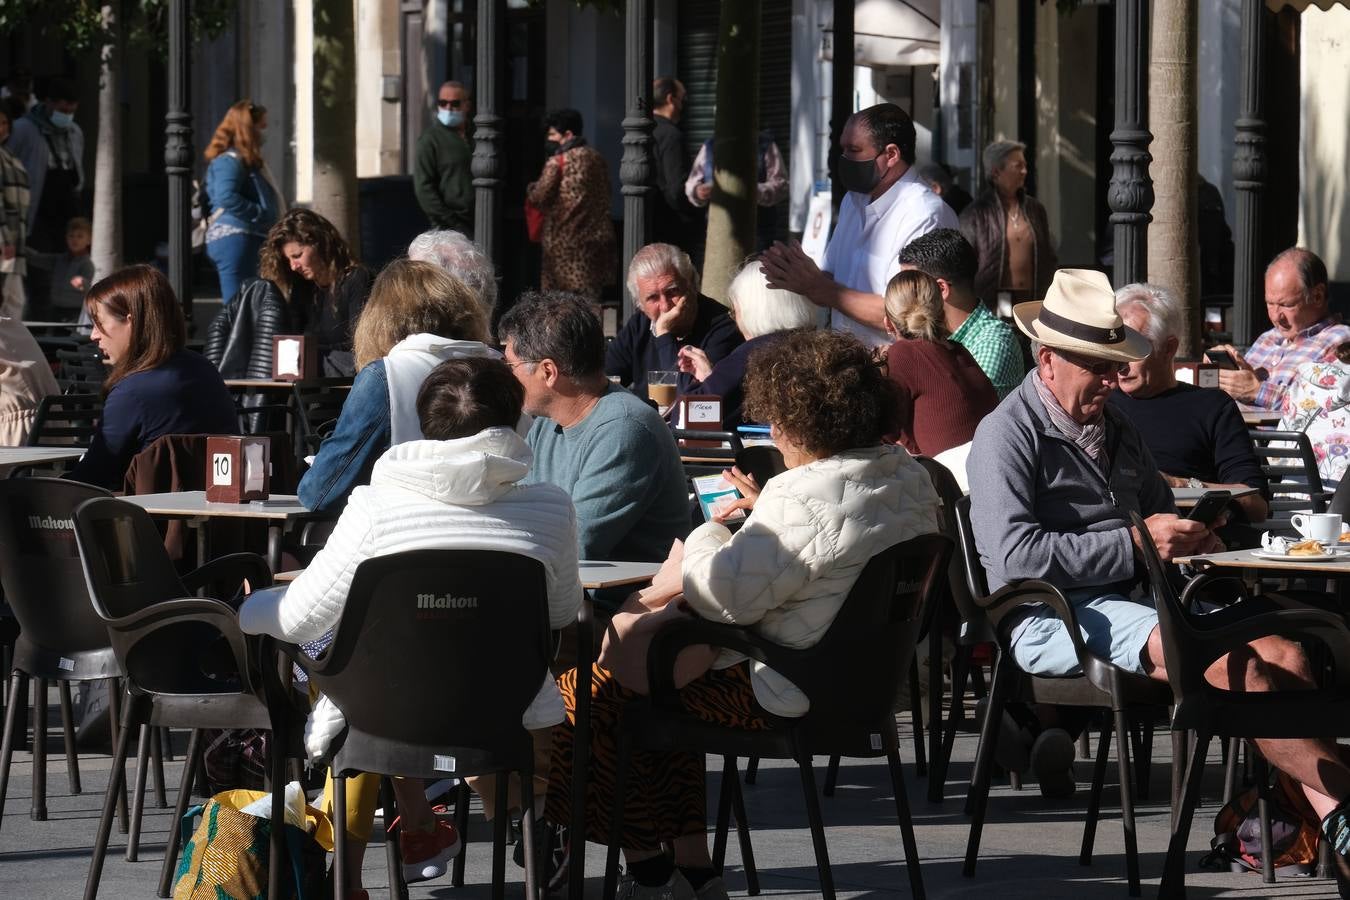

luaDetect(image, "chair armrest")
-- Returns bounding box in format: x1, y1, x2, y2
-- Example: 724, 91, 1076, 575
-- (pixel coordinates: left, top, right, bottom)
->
183, 552, 274, 598
1179, 573, 1252, 611
980, 579, 1085, 644
646, 616, 778, 709
111, 597, 268, 694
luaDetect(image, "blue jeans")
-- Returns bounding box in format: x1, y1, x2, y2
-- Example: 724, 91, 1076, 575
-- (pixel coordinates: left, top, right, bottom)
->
205, 232, 263, 305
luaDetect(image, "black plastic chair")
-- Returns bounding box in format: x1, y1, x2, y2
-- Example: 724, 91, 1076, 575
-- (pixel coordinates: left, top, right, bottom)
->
24, 393, 103, 478
732, 445, 786, 488
55, 344, 109, 393
1130, 510, 1350, 898
0, 478, 128, 830
292, 377, 355, 461
72, 496, 298, 900
602, 534, 951, 900
280, 549, 553, 900
954, 497, 1174, 897
1247, 429, 1332, 516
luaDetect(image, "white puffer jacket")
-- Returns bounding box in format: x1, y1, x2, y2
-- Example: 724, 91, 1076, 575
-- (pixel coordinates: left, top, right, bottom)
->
682, 444, 940, 717
240, 428, 581, 755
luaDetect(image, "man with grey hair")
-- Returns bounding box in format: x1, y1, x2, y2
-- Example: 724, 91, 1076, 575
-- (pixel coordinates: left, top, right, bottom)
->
1207, 246, 1350, 410
407, 228, 498, 315
959, 139, 1056, 308
1107, 283, 1269, 524
414, 81, 474, 235
605, 242, 742, 399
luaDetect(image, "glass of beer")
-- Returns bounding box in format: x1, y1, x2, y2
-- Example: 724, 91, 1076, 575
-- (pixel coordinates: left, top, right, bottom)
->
647, 370, 678, 415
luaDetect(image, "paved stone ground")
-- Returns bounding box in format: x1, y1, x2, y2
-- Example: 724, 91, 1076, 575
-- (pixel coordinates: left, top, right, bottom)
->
0, 702, 1340, 899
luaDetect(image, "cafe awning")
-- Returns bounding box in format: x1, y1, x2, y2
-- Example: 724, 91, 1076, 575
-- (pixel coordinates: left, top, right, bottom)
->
820, 0, 941, 69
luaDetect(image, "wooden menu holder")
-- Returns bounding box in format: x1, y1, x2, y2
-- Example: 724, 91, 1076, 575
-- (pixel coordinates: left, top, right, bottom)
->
272, 334, 318, 382
205, 435, 271, 503
675, 396, 725, 449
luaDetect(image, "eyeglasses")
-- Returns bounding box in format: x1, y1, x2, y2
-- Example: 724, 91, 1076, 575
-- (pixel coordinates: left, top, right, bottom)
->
505, 358, 538, 371
437, 98, 465, 110
1054, 349, 1129, 377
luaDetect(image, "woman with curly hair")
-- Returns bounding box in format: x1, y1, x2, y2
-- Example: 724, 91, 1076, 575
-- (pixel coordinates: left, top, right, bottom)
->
297, 258, 496, 512
258, 208, 372, 376
202, 100, 284, 304
542, 329, 941, 899
882, 268, 998, 456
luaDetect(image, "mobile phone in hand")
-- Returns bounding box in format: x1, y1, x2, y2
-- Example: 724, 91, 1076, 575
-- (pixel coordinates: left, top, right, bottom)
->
1186, 489, 1232, 526
1205, 350, 1240, 370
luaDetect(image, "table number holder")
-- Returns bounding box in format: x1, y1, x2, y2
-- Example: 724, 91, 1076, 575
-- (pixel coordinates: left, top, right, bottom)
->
675, 396, 724, 449
1174, 361, 1219, 389
205, 436, 272, 503
272, 334, 318, 382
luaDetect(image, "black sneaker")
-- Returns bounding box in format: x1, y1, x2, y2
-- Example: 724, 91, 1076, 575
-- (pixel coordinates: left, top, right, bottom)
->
512, 819, 569, 893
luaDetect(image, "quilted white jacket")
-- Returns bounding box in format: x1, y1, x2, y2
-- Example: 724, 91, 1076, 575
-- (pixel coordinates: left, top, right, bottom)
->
682, 444, 940, 717
239, 428, 582, 752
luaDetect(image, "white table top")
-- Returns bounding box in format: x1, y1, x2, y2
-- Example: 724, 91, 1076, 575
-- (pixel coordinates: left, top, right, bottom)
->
1171, 485, 1260, 508
1174, 546, 1350, 574
223, 379, 303, 390
119, 491, 314, 520
1238, 405, 1280, 426
0, 446, 87, 465
273, 559, 661, 590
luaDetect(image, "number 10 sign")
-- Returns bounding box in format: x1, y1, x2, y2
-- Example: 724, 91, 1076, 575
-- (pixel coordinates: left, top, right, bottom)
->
205, 436, 272, 503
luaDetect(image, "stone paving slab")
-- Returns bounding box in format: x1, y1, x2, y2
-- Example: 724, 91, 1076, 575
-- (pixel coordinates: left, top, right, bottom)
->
0, 713, 1340, 898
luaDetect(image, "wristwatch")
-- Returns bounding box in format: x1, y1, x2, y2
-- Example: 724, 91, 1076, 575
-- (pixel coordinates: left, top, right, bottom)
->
1186, 477, 1204, 489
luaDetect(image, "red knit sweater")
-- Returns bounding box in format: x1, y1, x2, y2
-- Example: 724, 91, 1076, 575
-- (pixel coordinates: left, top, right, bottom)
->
885, 337, 999, 456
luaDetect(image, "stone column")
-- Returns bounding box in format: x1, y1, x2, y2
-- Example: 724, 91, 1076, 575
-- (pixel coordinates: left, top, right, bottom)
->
165, 0, 193, 321
1108, 0, 1154, 289
1148, 0, 1199, 354
471, 0, 503, 262
1231, 0, 1267, 347
619, 0, 654, 322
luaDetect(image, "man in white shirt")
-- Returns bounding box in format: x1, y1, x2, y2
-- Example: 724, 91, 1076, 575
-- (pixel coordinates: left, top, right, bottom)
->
761, 103, 958, 347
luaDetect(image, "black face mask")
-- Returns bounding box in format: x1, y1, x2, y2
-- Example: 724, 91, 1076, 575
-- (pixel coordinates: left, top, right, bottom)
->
837, 152, 884, 195
545, 139, 561, 155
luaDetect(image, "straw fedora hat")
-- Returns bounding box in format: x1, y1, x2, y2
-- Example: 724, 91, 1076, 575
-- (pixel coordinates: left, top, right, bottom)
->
1012, 268, 1151, 363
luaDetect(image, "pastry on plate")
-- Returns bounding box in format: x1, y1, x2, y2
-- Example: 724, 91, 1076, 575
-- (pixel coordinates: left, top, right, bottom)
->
1288, 539, 1326, 557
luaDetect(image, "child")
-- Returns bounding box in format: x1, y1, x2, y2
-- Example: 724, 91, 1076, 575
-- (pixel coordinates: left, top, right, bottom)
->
28, 215, 94, 321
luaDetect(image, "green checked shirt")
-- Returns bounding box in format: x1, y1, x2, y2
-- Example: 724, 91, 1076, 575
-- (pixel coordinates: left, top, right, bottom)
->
950, 302, 1024, 400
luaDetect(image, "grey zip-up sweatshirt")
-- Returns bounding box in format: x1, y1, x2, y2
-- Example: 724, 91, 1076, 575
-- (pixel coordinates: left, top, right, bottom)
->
967, 373, 1176, 593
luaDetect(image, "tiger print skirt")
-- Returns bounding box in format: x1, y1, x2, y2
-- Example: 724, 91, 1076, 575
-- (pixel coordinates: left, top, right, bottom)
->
544, 661, 770, 851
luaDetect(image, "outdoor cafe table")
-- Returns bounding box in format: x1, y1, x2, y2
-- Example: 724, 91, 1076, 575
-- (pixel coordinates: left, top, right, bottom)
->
1173, 546, 1350, 578
1170, 485, 1260, 509
0, 446, 87, 467
223, 378, 304, 390
1239, 405, 1280, 427
118, 491, 325, 572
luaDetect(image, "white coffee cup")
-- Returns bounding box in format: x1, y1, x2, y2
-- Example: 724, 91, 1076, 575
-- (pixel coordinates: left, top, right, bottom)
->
1290, 512, 1344, 544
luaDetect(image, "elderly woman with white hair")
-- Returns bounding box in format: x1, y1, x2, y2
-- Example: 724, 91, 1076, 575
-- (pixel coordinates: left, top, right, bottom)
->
1107, 282, 1269, 523
605, 242, 743, 399
675, 260, 816, 428
959, 139, 1057, 305
407, 228, 498, 315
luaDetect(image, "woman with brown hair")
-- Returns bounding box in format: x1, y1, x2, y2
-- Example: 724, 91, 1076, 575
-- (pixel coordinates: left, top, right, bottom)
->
882, 268, 998, 456
203, 99, 283, 305
258, 208, 372, 377
297, 257, 496, 512
67, 265, 237, 489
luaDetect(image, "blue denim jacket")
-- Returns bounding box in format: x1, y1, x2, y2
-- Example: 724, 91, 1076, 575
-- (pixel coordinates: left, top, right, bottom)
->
297, 360, 391, 512
205, 151, 279, 236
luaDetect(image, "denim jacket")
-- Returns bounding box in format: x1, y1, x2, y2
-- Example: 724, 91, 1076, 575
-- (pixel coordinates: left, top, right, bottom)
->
297, 360, 391, 513
205, 150, 279, 236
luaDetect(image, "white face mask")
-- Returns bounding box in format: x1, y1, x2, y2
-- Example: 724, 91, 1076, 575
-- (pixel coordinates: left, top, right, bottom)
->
49, 109, 74, 129
437, 109, 464, 129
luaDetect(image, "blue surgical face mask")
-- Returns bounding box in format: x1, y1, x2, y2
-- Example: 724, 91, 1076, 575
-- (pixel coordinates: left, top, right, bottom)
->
438, 109, 464, 129
49, 109, 74, 129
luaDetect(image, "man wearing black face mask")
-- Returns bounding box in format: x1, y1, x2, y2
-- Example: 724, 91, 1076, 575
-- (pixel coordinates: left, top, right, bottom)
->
761, 103, 957, 348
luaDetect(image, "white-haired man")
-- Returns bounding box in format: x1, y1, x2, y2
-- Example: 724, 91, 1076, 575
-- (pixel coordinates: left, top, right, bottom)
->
605, 242, 742, 400
1107, 283, 1269, 524
969, 267, 1350, 848
407, 228, 498, 315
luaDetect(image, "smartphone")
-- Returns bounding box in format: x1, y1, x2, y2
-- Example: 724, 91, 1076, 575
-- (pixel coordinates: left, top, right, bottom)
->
1205, 349, 1240, 370
1186, 489, 1232, 526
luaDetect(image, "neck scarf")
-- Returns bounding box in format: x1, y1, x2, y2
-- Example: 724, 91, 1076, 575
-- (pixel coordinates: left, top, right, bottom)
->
1033, 370, 1107, 469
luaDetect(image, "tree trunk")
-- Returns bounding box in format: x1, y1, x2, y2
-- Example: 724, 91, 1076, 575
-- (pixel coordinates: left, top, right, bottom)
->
311, 0, 360, 256
701, 0, 761, 305
91, 4, 122, 282
1147, 0, 1198, 354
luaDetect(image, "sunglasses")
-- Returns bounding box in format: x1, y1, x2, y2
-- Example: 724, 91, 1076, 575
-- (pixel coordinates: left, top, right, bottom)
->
437, 98, 465, 110
1054, 349, 1130, 377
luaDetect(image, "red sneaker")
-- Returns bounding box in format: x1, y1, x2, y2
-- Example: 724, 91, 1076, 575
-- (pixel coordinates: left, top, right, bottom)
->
397, 819, 462, 883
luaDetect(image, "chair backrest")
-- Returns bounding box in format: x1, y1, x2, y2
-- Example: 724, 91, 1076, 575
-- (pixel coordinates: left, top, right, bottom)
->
55, 343, 109, 392
914, 456, 977, 634
733, 444, 786, 488
292, 378, 354, 454
1248, 429, 1329, 514
0, 478, 118, 661
775, 534, 951, 730
306, 549, 551, 755
1128, 510, 1201, 705
27, 392, 103, 448
1328, 476, 1350, 519
952, 495, 995, 620
72, 496, 254, 696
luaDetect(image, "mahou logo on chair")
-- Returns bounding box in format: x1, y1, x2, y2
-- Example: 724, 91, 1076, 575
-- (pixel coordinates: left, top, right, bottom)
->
415, 592, 479, 614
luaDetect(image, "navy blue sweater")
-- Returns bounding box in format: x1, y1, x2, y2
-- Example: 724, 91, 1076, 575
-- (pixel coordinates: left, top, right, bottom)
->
605, 294, 743, 398
69, 349, 239, 490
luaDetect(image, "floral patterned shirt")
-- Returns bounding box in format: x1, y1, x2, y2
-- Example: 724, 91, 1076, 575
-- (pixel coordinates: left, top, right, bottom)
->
1279, 358, 1350, 485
